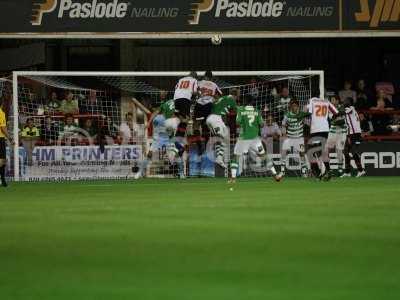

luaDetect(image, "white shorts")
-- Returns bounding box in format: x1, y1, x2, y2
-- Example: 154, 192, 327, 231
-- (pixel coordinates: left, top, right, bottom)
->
326, 132, 347, 151
282, 137, 305, 153
150, 136, 170, 152
164, 117, 180, 136
206, 114, 228, 139
234, 138, 265, 156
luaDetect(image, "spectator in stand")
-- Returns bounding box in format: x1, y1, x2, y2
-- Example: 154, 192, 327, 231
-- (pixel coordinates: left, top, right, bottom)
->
40, 116, 58, 145
59, 114, 78, 138
375, 89, 393, 108
141, 94, 153, 111
81, 118, 98, 138
355, 79, 372, 110
273, 87, 291, 122
46, 91, 61, 114
276, 87, 291, 107
18, 103, 29, 128
159, 90, 169, 103
370, 98, 394, 135
375, 82, 395, 104
60, 91, 79, 115
261, 114, 282, 139
358, 113, 374, 137
249, 78, 260, 99
20, 118, 40, 166
261, 113, 281, 154
119, 112, 135, 144
339, 80, 357, 103
388, 114, 400, 133
80, 90, 99, 114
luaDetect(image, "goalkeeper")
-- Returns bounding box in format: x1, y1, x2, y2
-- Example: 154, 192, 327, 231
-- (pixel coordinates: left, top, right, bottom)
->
135, 99, 185, 179
230, 95, 282, 183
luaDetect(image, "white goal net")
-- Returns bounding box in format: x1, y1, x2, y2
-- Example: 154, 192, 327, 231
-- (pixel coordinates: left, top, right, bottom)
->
7, 71, 324, 181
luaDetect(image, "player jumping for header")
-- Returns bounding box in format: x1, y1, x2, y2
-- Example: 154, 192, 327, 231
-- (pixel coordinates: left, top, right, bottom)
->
206, 88, 239, 168
229, 95, 282, 183
164, 72, 198, 159
194, 71, 222, 155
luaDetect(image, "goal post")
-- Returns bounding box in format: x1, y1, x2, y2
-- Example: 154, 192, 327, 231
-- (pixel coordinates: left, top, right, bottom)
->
11, 70, 324, 181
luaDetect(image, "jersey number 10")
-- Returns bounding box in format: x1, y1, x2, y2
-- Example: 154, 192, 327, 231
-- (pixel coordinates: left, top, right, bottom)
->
179, 80, 190, 89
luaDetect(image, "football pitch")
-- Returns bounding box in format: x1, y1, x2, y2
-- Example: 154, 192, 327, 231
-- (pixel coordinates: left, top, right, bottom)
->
1, 177, 400, 300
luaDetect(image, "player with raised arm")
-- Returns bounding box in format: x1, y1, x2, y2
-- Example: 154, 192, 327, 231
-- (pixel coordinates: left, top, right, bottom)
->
164, 72, 198, 167
229, 95, 281, 183
194, 71, 222, 154
206, 88, 239, 168
307, 96, 338, 180
166, 71, 198, 136
341, 97, 366, 178
280, 99, 310, 178
0, 98, 14, 187
326, 95, 347, 177
134, 98, 186, 179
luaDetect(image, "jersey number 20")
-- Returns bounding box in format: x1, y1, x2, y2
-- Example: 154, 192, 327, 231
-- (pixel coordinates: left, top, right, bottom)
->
315, 105, 328, 117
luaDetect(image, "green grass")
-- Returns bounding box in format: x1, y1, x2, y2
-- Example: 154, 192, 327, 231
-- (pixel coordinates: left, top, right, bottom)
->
1, 177, 400, 300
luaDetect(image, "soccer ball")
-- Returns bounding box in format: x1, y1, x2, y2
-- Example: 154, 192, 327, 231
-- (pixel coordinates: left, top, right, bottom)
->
211, 34, 222, 45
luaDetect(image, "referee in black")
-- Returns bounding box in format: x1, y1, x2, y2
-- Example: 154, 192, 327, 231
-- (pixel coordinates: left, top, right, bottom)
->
0, 98, 13, 187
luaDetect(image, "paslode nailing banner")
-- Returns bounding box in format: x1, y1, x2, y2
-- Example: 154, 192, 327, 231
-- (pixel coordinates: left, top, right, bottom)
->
0, 1, 398, 37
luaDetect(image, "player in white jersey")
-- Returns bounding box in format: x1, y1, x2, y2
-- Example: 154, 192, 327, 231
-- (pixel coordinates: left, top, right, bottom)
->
195, 71, 222, 122
193, 71, 222, 154
166, 72, 199, 137
341, 97, 366, 178
173, 72, 199, 118
164, 72, 198, 170
307, 97, 338, 179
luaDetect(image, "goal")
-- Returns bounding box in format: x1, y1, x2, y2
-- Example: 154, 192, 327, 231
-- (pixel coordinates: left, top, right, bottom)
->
7, 71, 324, 181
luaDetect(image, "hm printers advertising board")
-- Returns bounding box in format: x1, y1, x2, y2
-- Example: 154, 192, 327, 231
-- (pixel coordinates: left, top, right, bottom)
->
5, 142, 400, 181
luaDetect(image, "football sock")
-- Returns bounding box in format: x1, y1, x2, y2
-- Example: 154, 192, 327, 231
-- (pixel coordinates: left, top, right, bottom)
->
141, 159, 149, 175
353, 153, 364, 172
310, 163, 320, 177
230, 161, 238, 178
266, 157, 277, 176
280, 152, 287, 174
216, 141, 224, 158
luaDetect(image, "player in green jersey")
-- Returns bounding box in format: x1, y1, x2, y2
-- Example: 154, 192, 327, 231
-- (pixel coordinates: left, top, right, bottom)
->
160, 99, 175, 119
230, 95, 282, 183
326, 95, 348, 177
280, 99, 311, 177
161, 99, 186, 178
206, 88, 239, 168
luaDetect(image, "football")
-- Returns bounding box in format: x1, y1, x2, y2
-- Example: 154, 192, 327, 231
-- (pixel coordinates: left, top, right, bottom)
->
211, 34, 222, 45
